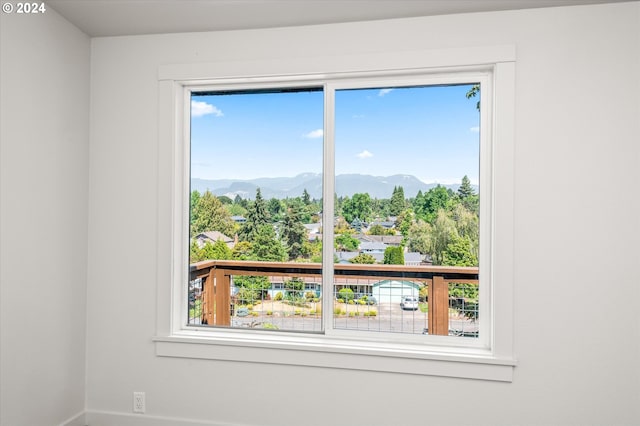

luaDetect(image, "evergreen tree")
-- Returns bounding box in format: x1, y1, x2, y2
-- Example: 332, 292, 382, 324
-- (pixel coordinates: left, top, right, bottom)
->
239, 188, 269, 241
389, 186, 406, 216
458, 175, 475, 199
250, 224, 287, 262
302, 189, 311, 205
383, 246, 405, 265
281, 202, 307, 260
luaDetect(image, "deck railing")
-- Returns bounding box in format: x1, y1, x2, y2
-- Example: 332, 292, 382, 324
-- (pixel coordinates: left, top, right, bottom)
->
189, 260, 479, 336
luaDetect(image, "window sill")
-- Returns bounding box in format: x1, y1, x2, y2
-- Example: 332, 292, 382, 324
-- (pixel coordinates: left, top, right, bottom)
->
154, 331, 515, 382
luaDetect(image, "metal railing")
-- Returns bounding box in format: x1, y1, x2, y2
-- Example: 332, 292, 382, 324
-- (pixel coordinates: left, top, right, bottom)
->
189, 260, 479, 337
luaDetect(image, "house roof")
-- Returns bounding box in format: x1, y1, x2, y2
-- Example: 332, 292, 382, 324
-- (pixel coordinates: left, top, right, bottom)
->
196, 231, 232, 243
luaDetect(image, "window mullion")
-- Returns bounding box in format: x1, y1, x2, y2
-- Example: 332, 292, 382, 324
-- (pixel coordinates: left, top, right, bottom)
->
322, 83, 336, 334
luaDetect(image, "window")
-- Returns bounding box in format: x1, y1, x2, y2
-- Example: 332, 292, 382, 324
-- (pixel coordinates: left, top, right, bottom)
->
156, 46, 515, 381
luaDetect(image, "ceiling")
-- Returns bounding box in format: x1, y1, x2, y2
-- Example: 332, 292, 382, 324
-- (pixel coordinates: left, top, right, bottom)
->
47, 0, 630, 37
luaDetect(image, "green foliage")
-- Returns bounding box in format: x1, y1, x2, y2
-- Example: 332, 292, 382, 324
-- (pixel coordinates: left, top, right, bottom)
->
458, 175, 475, 199
368, 224, 387, 235
442, 234, 478, 267
341, 193, 372, 223
274, 292, 283, 301
389, 186, 406, 216
395, 209, 414, 238
231, 241, 252, 260
349, 253, 376, 264
383, 246, 404, 265
430, 209, 457, 265
234, 275, 270, 302
267, 197, 284, 221
190, 239, 232, 262
419, 185, 452, 224
335, 233, 360, 252
239, 188, 269, 241
250, 225, 287, 262
235, 286, 258, 305
408, 220, 432, 255
466, 84, 480, 111
190, 190, 236, 238
338, 287, 354, 301
281, 202, 307, 260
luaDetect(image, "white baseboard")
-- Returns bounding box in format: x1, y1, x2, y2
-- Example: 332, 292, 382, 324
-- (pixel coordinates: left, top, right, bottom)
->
85, 410, 251, 426
59, 411, 86, 426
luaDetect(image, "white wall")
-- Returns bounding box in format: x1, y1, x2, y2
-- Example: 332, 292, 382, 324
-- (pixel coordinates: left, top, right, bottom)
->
0, 7, 90, 426
86, 2, 640, 425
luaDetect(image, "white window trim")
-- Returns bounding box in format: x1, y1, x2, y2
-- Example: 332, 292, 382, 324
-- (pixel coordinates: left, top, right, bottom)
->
155, 45, 516, 381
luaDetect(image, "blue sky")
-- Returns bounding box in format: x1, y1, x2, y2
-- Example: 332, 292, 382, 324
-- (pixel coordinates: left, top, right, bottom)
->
191, 84, 480, 185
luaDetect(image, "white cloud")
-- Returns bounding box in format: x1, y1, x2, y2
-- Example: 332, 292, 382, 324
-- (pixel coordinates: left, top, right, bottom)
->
378, 88, 394, 97
303, 129, 323, 139
470, 126, 480, 133
356, 150, 373, 159
191, 100, 223, 118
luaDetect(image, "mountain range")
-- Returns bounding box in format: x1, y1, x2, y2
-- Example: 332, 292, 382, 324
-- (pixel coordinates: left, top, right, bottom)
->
191, 173, 477, 200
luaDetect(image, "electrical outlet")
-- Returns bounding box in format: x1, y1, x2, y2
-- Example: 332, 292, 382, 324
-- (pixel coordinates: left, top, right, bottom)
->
133, 391, 145, 413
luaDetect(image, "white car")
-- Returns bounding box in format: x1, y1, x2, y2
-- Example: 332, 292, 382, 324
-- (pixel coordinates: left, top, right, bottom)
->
400, 296, 419, 310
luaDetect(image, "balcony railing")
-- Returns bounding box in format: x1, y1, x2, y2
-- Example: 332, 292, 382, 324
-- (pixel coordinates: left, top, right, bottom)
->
189, 260, 479, 337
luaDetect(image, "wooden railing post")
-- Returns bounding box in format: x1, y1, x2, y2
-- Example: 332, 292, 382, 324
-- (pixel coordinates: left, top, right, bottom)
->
428, 275, 449, 335
201, 269, 214, 325
214, 268, 231, 326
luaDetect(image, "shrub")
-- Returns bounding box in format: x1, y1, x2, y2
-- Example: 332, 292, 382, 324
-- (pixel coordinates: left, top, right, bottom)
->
358, 300, 366, 305
274, 292, 283, 301
349, 311, 356, 317
266, 310, 273, 316
333, 307, 343, 315
250, 311, 259, 317
246, 304, 253, 310
305, 291, 316, 300
348, 300, 355, 305
366, 310, 377, 317
338, 288, 355, 301
262, 322, 279, 330
294, 309, 302, 315
337, 298, 344, 304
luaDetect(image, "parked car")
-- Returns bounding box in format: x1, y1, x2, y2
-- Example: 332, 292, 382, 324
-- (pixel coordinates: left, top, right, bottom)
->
400, 296, 419, 310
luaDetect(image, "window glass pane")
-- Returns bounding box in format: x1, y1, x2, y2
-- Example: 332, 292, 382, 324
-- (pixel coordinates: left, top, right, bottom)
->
188, 88, 324, 332
333, 84, 480, 337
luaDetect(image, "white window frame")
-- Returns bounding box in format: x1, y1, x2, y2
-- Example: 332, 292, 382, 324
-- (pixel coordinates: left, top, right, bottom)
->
154, 46, 516, 381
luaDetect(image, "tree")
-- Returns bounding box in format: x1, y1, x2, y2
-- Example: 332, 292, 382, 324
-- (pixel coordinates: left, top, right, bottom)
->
395, 208, 414, 238
302, 189, 311, 205
430, 209, 457, 265
442, 234, 478, 267
239, 188, 269, 241
407, 220, 432, 255
267, 197, 284, 221
335, 233, 360, 251
190, 190, 236, 238
389, 186, 406, 216
368, 224, 388, 235
383, 246, 404, 265
281, 202, 307, 260
250, 224, 287, 262
190, 239, 232, 262
458, 175, 475, 199
231, 241, 252, 260
466, 84, 480, 110
419, 185, 451, 223
341, 193, 372, 223
350, 253, 376, 264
